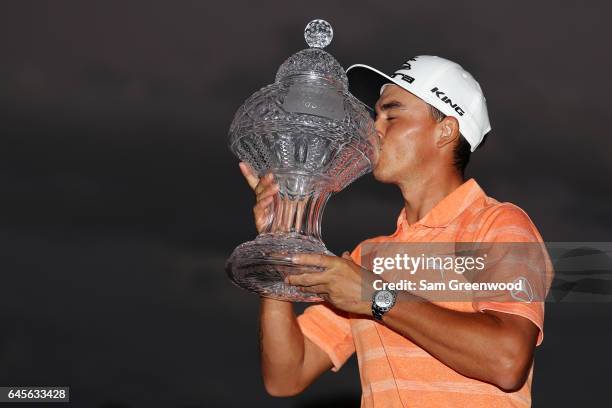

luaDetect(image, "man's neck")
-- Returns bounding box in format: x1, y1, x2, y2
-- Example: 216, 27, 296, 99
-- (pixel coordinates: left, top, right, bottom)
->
398, 172, 465, 225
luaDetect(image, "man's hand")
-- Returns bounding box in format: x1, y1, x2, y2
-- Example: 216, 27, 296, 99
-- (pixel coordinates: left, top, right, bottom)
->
239, 162, 279, 234
286, 252, 375, 316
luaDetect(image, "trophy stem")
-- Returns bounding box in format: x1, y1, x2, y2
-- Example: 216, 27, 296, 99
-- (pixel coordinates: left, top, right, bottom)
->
226, 186, 333, 302
265, 189, 331, 240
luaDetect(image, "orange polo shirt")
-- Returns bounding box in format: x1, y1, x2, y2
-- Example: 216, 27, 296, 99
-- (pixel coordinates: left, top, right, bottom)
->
297, 178, 552, 408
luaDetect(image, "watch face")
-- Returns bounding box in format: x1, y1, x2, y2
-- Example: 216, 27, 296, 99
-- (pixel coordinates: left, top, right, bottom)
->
374, 290, 393, 308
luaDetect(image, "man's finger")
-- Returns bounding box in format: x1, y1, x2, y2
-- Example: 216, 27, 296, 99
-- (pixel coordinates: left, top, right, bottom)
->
298, 284, 328, 294
254, 173, 276, 195
256, 183, 280, 201
239, 162, 259, 190
253, 197, 274, 226
292, 253, 337, 268
254, 195, 274, 211
341, 251, 352, 260
286, 272, 328, 287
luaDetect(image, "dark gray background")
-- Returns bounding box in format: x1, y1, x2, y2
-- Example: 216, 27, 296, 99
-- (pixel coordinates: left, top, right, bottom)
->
0, 1, 610, 406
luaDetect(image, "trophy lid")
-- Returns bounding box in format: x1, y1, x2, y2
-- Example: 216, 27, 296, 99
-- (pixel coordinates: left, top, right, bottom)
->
274, 19, 348, 90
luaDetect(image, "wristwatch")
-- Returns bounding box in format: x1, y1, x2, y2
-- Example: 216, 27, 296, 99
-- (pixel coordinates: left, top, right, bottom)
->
371, 289, 397, 321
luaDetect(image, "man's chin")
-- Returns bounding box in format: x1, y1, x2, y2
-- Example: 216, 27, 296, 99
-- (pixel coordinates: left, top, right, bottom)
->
372, 167, 392, 184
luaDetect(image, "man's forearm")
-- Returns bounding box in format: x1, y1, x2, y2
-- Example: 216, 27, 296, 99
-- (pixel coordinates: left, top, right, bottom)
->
259, 298, 305, 395
380, 293, 537, 391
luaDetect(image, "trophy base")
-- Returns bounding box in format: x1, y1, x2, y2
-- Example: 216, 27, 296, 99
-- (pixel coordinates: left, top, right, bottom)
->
226, 232, 333, 302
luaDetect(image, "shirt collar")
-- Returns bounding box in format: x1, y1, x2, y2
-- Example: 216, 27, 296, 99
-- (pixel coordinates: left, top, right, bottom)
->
395, 178, 486, 230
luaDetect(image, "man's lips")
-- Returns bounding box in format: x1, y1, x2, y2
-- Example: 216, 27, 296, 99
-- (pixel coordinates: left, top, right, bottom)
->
369, 141, 383, 168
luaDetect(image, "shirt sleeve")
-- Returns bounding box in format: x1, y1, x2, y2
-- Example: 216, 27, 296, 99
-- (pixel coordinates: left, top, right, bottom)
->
297, 304, 355, 372
471, 204, 554, 347
296, 245, 361, 372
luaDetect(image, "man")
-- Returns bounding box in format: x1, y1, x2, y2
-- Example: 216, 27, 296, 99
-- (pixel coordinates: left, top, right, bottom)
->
239, 55, 552, 407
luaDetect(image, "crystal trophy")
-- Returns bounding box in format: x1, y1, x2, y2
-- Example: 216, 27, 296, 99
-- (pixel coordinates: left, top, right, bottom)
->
226, 19, 376, 301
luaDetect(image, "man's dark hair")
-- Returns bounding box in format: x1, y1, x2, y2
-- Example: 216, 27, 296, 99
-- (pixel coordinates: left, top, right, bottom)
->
428, 104, 487, 175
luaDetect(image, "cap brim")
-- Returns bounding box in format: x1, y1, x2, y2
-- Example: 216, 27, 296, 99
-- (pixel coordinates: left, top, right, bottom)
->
346, 64, 397, 111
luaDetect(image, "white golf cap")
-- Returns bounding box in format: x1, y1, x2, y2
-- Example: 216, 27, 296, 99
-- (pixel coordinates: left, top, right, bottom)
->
346, 56, 491, 152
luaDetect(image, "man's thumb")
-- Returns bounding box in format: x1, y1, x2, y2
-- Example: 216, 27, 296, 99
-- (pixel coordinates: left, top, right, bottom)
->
239, 162, 259, 190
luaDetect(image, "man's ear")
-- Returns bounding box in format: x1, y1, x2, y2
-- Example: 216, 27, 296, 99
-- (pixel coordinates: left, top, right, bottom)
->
435, 116, 460, 149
